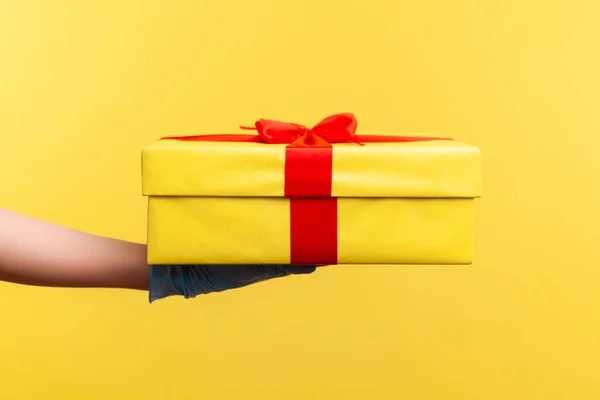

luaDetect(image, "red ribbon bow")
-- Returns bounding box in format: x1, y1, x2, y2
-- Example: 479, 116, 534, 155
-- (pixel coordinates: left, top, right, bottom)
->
240, 113, 363, 147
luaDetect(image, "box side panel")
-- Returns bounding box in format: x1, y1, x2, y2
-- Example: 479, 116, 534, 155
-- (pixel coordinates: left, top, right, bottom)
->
148, 197, 474, 265
337, 198, 474, 264
148, 196, 291, 264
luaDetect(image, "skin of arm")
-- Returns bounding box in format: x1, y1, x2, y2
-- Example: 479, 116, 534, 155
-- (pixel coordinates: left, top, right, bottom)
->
0, 208, 149, 290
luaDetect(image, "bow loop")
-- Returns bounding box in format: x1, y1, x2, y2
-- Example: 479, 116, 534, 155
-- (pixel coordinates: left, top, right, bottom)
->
310, 113, 362, 145
254, 120, 308, 144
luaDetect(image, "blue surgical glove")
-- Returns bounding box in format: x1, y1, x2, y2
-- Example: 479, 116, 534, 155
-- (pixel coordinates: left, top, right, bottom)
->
149, 264, 317, 303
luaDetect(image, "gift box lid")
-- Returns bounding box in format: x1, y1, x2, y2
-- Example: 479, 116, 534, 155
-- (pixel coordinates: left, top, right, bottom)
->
141, 133, 481, 199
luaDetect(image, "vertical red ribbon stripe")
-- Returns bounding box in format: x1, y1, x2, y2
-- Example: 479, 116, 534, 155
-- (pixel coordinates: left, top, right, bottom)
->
161, 114, 451, 265
284, 147, 333, 197
284, 145, 335, 265
290, 197, 338, 265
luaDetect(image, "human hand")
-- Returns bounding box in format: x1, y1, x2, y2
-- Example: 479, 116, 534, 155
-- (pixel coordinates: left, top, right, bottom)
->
149, 264, 318, 302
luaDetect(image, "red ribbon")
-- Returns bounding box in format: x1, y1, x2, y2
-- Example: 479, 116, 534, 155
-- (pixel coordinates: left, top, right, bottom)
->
161, 113, 450, 264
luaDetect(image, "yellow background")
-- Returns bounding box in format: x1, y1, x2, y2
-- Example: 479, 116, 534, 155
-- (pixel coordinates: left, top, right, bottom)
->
0, 0, 598, 399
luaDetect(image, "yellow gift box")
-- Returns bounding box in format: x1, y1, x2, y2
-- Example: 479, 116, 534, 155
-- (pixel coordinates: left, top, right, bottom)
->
142, 114, 481, 265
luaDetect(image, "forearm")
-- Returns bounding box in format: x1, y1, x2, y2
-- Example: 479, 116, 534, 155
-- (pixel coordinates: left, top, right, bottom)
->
0, 208, 149, 290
